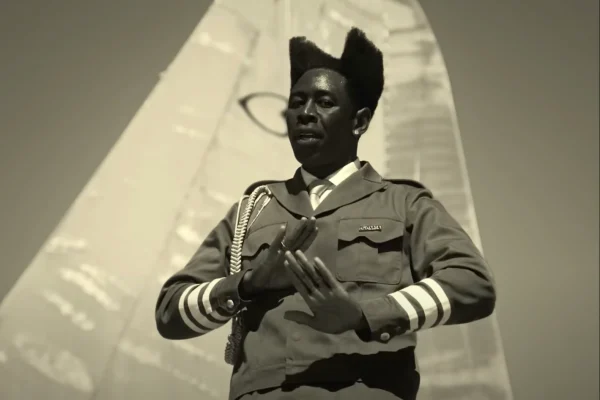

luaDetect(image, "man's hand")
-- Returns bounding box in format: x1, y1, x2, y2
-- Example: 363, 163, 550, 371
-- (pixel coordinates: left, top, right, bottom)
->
282, 250, 366, 334
242, 217, 318, 296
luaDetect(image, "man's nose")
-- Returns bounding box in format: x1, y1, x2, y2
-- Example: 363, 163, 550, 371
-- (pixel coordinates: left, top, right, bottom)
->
297, 102, 318, 125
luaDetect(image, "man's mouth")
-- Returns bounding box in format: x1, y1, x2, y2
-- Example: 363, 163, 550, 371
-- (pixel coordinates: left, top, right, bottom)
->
294, 130, 323, 144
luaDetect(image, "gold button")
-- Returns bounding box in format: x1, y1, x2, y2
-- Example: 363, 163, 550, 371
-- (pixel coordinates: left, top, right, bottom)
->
380, 332, 391, 342
225, 299, 235, 310
291, 332, 301, 341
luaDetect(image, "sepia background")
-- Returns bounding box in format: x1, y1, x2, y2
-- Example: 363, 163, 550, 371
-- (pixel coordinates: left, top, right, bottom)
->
0, 1, 597, 400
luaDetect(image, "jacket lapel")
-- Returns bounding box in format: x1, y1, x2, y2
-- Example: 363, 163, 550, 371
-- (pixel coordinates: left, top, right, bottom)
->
314, 162, 387, 216
268, 169, 314, 217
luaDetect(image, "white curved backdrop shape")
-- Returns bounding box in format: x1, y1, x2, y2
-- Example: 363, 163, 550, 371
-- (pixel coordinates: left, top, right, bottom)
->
0, 1, 514, 399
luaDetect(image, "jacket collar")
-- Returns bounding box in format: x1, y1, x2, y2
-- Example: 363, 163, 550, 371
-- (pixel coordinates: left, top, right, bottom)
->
300, 158, 361, 189
268, 161, 387, 217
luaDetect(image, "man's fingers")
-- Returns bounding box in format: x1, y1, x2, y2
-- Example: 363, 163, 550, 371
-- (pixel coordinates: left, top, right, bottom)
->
298, 226, 318, 252
284, 253, 314, 293
299, 217, 318, 248
313, 257, 339, 290
305, 216, 317, 233
283, 259, 312, 304
295, 251, 325, 291
288, 218, 311, 249
269, 225, 288, 257
287, 217, 316, 250
283, 253, 319, 304
274, 224, 287, 244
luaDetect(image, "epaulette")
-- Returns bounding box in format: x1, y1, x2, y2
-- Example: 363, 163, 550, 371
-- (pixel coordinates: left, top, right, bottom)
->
243, 180, 284, 196
384, 178, 427, 190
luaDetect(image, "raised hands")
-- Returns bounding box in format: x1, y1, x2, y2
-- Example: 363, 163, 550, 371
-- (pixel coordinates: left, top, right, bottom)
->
241, 217, 318, 296
283, 250, 366, 334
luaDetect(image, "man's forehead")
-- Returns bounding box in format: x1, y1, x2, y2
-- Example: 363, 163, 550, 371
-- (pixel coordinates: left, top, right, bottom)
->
291, 68, 348, 93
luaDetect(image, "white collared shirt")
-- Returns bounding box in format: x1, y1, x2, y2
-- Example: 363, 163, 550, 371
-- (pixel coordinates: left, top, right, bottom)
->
300, 158, 361, 204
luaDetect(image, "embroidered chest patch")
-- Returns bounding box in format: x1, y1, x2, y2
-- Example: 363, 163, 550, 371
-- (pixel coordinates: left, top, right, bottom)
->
358, 225, 383, 232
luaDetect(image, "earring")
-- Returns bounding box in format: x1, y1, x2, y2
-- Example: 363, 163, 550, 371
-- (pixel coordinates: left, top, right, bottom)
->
353, 130, 361, 137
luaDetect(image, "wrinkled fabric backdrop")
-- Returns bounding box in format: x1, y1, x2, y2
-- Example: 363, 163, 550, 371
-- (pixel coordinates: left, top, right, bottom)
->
0, 1, 514, 399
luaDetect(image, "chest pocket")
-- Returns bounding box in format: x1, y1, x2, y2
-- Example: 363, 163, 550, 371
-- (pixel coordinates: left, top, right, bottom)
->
336, 218, 405, 284
240, 223, 285, 267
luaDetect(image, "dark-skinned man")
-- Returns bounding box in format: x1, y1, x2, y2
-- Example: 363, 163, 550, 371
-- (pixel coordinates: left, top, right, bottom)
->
155, 27, 496, 400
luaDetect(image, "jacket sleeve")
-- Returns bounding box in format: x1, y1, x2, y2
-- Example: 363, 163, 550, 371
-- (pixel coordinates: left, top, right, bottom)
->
155, 202, 250, 340
358, 187, 496, 342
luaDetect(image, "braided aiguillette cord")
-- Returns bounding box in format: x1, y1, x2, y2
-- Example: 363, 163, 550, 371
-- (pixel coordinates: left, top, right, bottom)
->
224, 186, 272, 365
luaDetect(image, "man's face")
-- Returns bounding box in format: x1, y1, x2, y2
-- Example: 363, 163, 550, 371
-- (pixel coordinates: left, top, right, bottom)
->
285, 68, 357, 172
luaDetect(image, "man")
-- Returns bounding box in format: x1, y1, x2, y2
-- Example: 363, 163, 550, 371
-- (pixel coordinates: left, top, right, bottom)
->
155, 27, 496, 400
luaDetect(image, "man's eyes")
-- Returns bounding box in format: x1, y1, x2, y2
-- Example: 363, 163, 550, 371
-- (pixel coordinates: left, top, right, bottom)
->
288, 99, 303, 108
317, 98, 335, 108
288, 98, 335, 108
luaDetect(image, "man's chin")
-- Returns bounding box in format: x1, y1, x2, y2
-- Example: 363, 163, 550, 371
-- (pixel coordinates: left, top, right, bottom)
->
292, 147, 322, 165
297, 158, 332, 175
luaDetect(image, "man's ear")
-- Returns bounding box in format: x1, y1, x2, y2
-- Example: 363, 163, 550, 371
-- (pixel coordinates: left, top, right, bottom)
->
352, 107, 372, 138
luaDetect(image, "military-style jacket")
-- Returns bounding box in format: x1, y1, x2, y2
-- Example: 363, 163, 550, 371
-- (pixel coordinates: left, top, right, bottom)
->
155, 162, 496, 400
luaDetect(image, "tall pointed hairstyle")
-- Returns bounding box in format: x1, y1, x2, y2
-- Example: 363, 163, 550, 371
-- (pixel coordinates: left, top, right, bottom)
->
289, 27, 385, 115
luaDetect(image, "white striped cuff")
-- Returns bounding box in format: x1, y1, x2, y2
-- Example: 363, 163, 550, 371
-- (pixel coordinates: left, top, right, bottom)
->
177, 279, 231, 334
389, 278, 452, 333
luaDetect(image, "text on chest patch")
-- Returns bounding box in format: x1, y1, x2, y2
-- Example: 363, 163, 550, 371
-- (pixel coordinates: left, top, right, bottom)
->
358, 225, 383, 232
